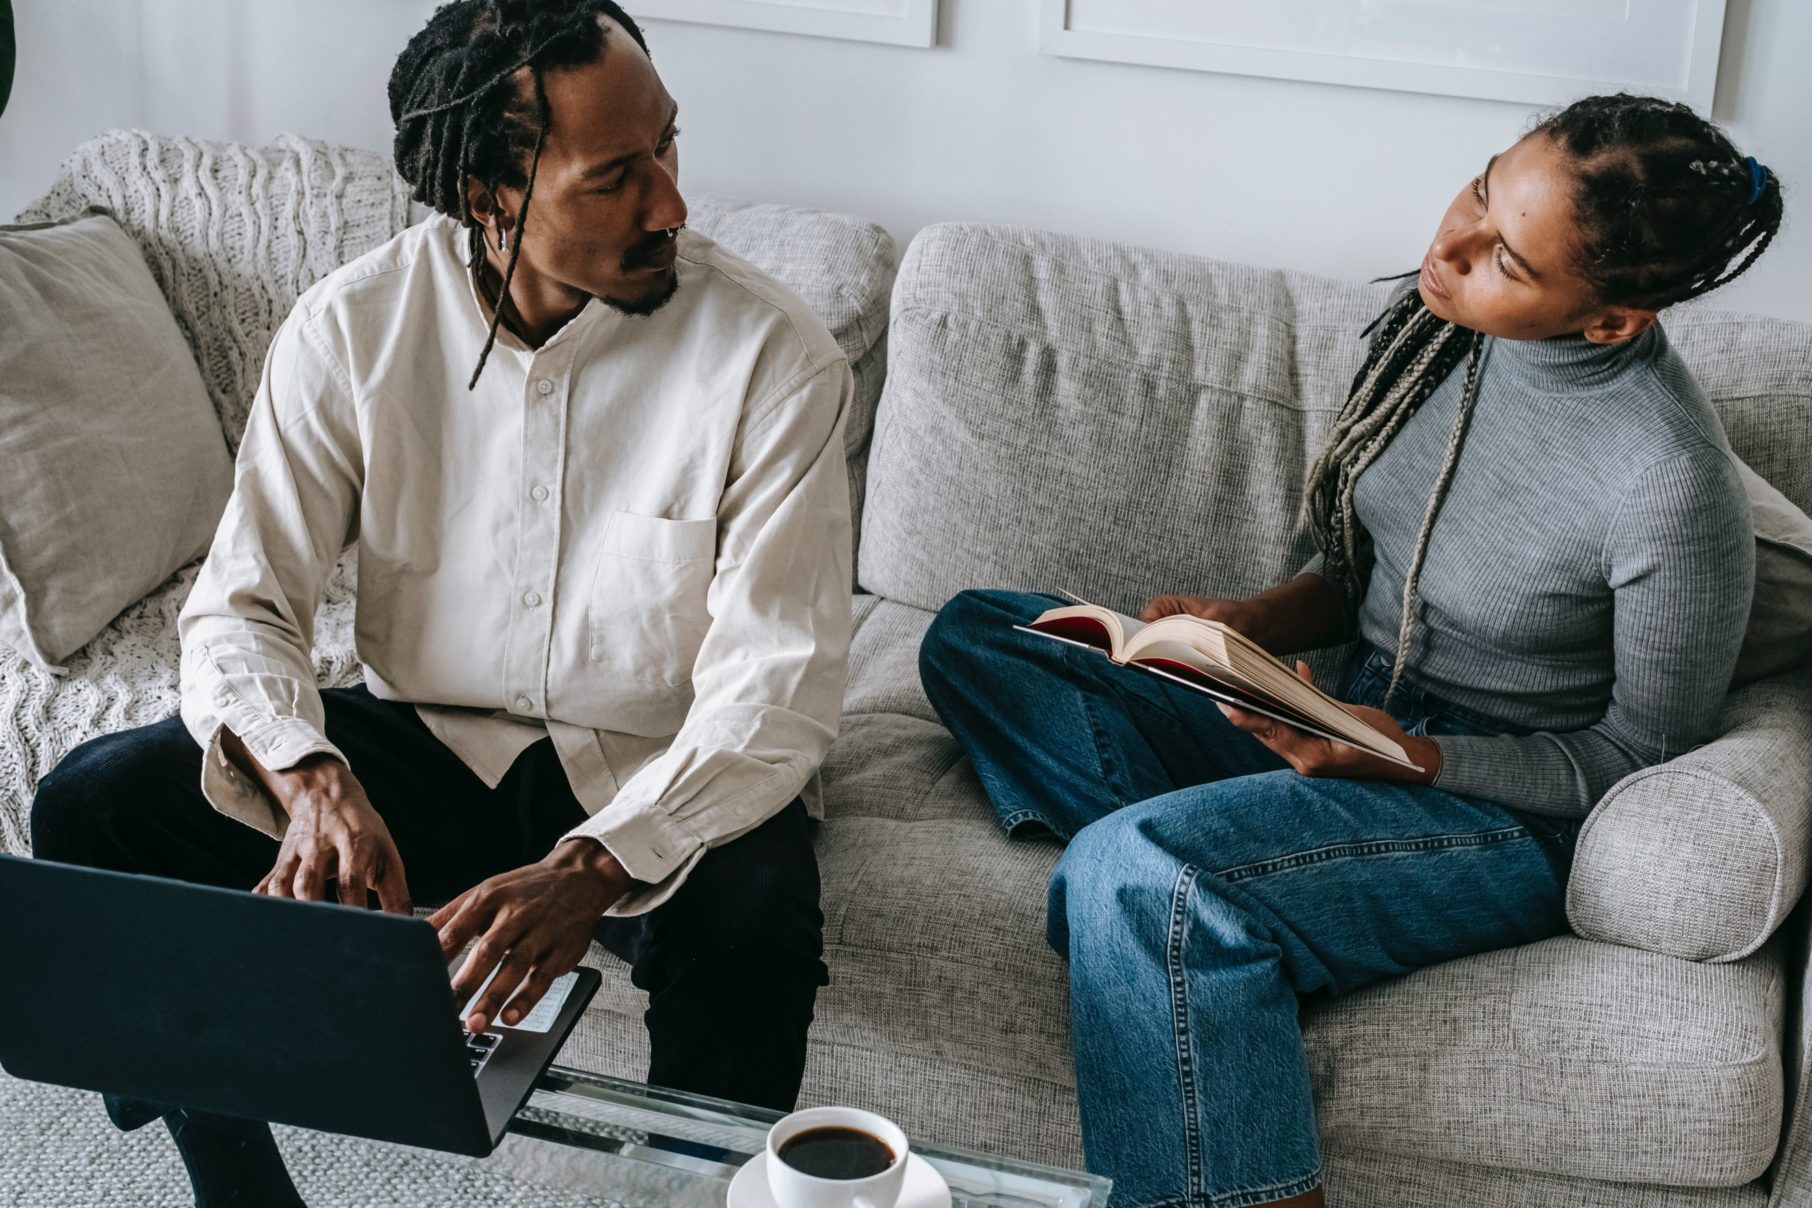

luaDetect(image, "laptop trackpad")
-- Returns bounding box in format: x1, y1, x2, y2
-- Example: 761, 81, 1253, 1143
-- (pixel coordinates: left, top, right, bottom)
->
458, 969, 579, 1033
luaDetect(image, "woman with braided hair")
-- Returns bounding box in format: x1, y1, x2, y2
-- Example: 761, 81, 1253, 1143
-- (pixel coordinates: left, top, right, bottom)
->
919, 94, 1783, 1207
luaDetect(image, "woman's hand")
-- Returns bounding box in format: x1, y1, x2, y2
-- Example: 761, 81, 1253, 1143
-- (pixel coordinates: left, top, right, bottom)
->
1216, 661, 1443, 785
1140, 573, 1353, 657
1139, 592, 1261, 632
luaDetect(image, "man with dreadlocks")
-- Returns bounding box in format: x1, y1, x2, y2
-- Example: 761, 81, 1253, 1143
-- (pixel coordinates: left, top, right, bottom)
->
918, 95, 1782, 1207
31, 2, 851, 1203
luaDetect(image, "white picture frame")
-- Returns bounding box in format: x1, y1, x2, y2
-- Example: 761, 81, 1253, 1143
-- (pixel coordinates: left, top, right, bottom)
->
1037, 0, 1727, 111
635, 0, 938, 49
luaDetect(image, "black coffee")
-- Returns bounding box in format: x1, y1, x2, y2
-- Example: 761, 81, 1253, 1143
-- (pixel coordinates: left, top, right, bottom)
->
777, 1126, 896, 1180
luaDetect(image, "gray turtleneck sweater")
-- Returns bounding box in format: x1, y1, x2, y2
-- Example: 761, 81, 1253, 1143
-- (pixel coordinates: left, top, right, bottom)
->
1303, 319, 1754, 818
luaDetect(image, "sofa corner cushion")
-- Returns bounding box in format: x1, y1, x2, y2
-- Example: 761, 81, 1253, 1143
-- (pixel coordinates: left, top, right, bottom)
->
1566, 671, 1812, 962
0, 209, 233, 673
1305, 934, 1785, 1187
683, 197, 895, 372
1665, 307, 1812, 517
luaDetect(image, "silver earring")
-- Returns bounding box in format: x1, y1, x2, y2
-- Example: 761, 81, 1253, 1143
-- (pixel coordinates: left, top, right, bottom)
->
497, 226, 509, 252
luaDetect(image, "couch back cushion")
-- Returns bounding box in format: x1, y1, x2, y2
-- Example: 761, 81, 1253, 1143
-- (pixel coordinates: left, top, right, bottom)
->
860, 224, 1395, 615
860, 222, 1812, 616
1666, 310, 1812, 515
17, 131, 898, 574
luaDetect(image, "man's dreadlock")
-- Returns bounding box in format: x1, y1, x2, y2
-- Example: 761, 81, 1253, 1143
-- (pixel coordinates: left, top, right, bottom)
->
1304, 93, 1785, 711
388, 0, 651, 389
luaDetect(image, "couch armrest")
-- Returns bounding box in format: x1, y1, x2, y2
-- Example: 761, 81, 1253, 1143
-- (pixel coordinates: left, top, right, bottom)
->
1566, 672, 1812, 963
1769, 896, 1812, 1205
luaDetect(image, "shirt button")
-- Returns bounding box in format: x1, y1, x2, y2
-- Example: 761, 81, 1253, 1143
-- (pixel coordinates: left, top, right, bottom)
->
516, 696, 533, 712
535, 379, 554, 396
530, 484, 549, 501
523, 591, 542, 607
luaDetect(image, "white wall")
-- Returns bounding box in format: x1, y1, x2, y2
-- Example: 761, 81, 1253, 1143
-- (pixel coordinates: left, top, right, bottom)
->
2, 0, 1806, 321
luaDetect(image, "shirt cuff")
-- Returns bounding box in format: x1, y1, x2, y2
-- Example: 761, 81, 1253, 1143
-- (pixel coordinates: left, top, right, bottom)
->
235, 714, 348, 775
196, 721, 344, 842
566, 797, 703, 891
1428, 735, 1498, 798
1426, 734, 1586, 817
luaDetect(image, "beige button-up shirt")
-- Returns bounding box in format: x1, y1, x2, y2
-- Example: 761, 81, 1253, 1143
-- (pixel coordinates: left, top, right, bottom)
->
177, 216, 853, 915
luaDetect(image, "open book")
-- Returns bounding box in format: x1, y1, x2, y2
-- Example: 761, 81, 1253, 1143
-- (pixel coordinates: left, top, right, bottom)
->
1015, 596, 1422, 772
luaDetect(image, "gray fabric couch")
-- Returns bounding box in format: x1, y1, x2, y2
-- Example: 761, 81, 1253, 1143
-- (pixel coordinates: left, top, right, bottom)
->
7, 131, 1812, 1207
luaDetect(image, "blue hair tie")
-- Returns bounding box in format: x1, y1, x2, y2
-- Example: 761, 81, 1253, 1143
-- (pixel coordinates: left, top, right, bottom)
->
1747, 155, 1768, 203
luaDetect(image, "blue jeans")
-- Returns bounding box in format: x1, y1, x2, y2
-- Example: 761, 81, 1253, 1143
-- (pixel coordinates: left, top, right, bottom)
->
918, 590, 1580, 1208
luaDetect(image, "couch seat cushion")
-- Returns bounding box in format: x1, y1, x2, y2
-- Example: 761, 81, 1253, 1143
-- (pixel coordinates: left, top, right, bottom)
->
1305, 934, 1784, 1187
574, 594, 1789, 1188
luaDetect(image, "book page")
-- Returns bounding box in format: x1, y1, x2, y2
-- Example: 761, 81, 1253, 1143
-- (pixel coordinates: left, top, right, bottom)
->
1130, 662, 1423, 772
1051, 590, 1147, 638
1126, 637, 1272, 699
1029, 601, 1147, 657
1125, 616, 1408, 763
1132, 655, 1330, 731
1025, 606, 1415, 769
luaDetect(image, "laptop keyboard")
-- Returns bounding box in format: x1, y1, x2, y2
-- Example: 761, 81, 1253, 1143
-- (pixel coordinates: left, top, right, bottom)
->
465, 1030, 501, 1077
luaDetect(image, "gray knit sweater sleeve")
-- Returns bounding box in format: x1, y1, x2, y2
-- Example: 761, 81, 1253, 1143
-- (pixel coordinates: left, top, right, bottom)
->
1429, 445, 1754, 815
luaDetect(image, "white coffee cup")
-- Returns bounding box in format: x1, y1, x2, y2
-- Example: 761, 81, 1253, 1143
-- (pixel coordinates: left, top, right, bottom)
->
764, 1106, 909, 1208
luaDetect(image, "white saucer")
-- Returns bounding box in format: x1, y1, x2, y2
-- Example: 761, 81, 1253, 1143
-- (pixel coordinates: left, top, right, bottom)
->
727, 1151, 951, 1208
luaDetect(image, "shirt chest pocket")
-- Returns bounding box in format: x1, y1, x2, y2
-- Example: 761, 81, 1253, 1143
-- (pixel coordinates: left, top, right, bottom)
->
587, 511, 719, 688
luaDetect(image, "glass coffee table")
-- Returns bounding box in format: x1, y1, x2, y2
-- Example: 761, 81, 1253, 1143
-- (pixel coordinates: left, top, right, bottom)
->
498, 1064, 1112, 1207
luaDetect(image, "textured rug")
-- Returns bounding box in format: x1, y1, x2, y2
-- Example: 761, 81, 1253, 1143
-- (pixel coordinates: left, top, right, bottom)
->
0, 1069, 642, 1207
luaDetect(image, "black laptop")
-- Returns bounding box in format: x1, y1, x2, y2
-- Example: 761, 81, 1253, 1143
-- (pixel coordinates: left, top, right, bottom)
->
0, 854, 600, 1157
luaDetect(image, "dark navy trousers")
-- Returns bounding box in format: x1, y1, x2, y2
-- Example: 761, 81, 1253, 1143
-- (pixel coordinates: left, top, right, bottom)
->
30, 683, 829, 1117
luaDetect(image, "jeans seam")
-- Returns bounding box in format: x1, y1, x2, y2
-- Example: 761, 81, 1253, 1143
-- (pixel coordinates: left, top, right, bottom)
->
1079, 681, 1139, 813
1213, 825, 1532, 884
1166, 863, 1206, 1201
1138, 1166, 1324, 1208
997, 807, 1048, 834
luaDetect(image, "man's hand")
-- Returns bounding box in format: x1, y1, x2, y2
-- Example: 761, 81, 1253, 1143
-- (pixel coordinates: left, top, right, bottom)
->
250, 753, 413, 914
1216, 660, 1443, 785
431, 838, 632, 1033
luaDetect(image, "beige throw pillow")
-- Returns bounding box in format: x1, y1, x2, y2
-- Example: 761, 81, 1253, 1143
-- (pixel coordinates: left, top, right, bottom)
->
0, 210, 232, 673
1732, 455, 1812, 688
